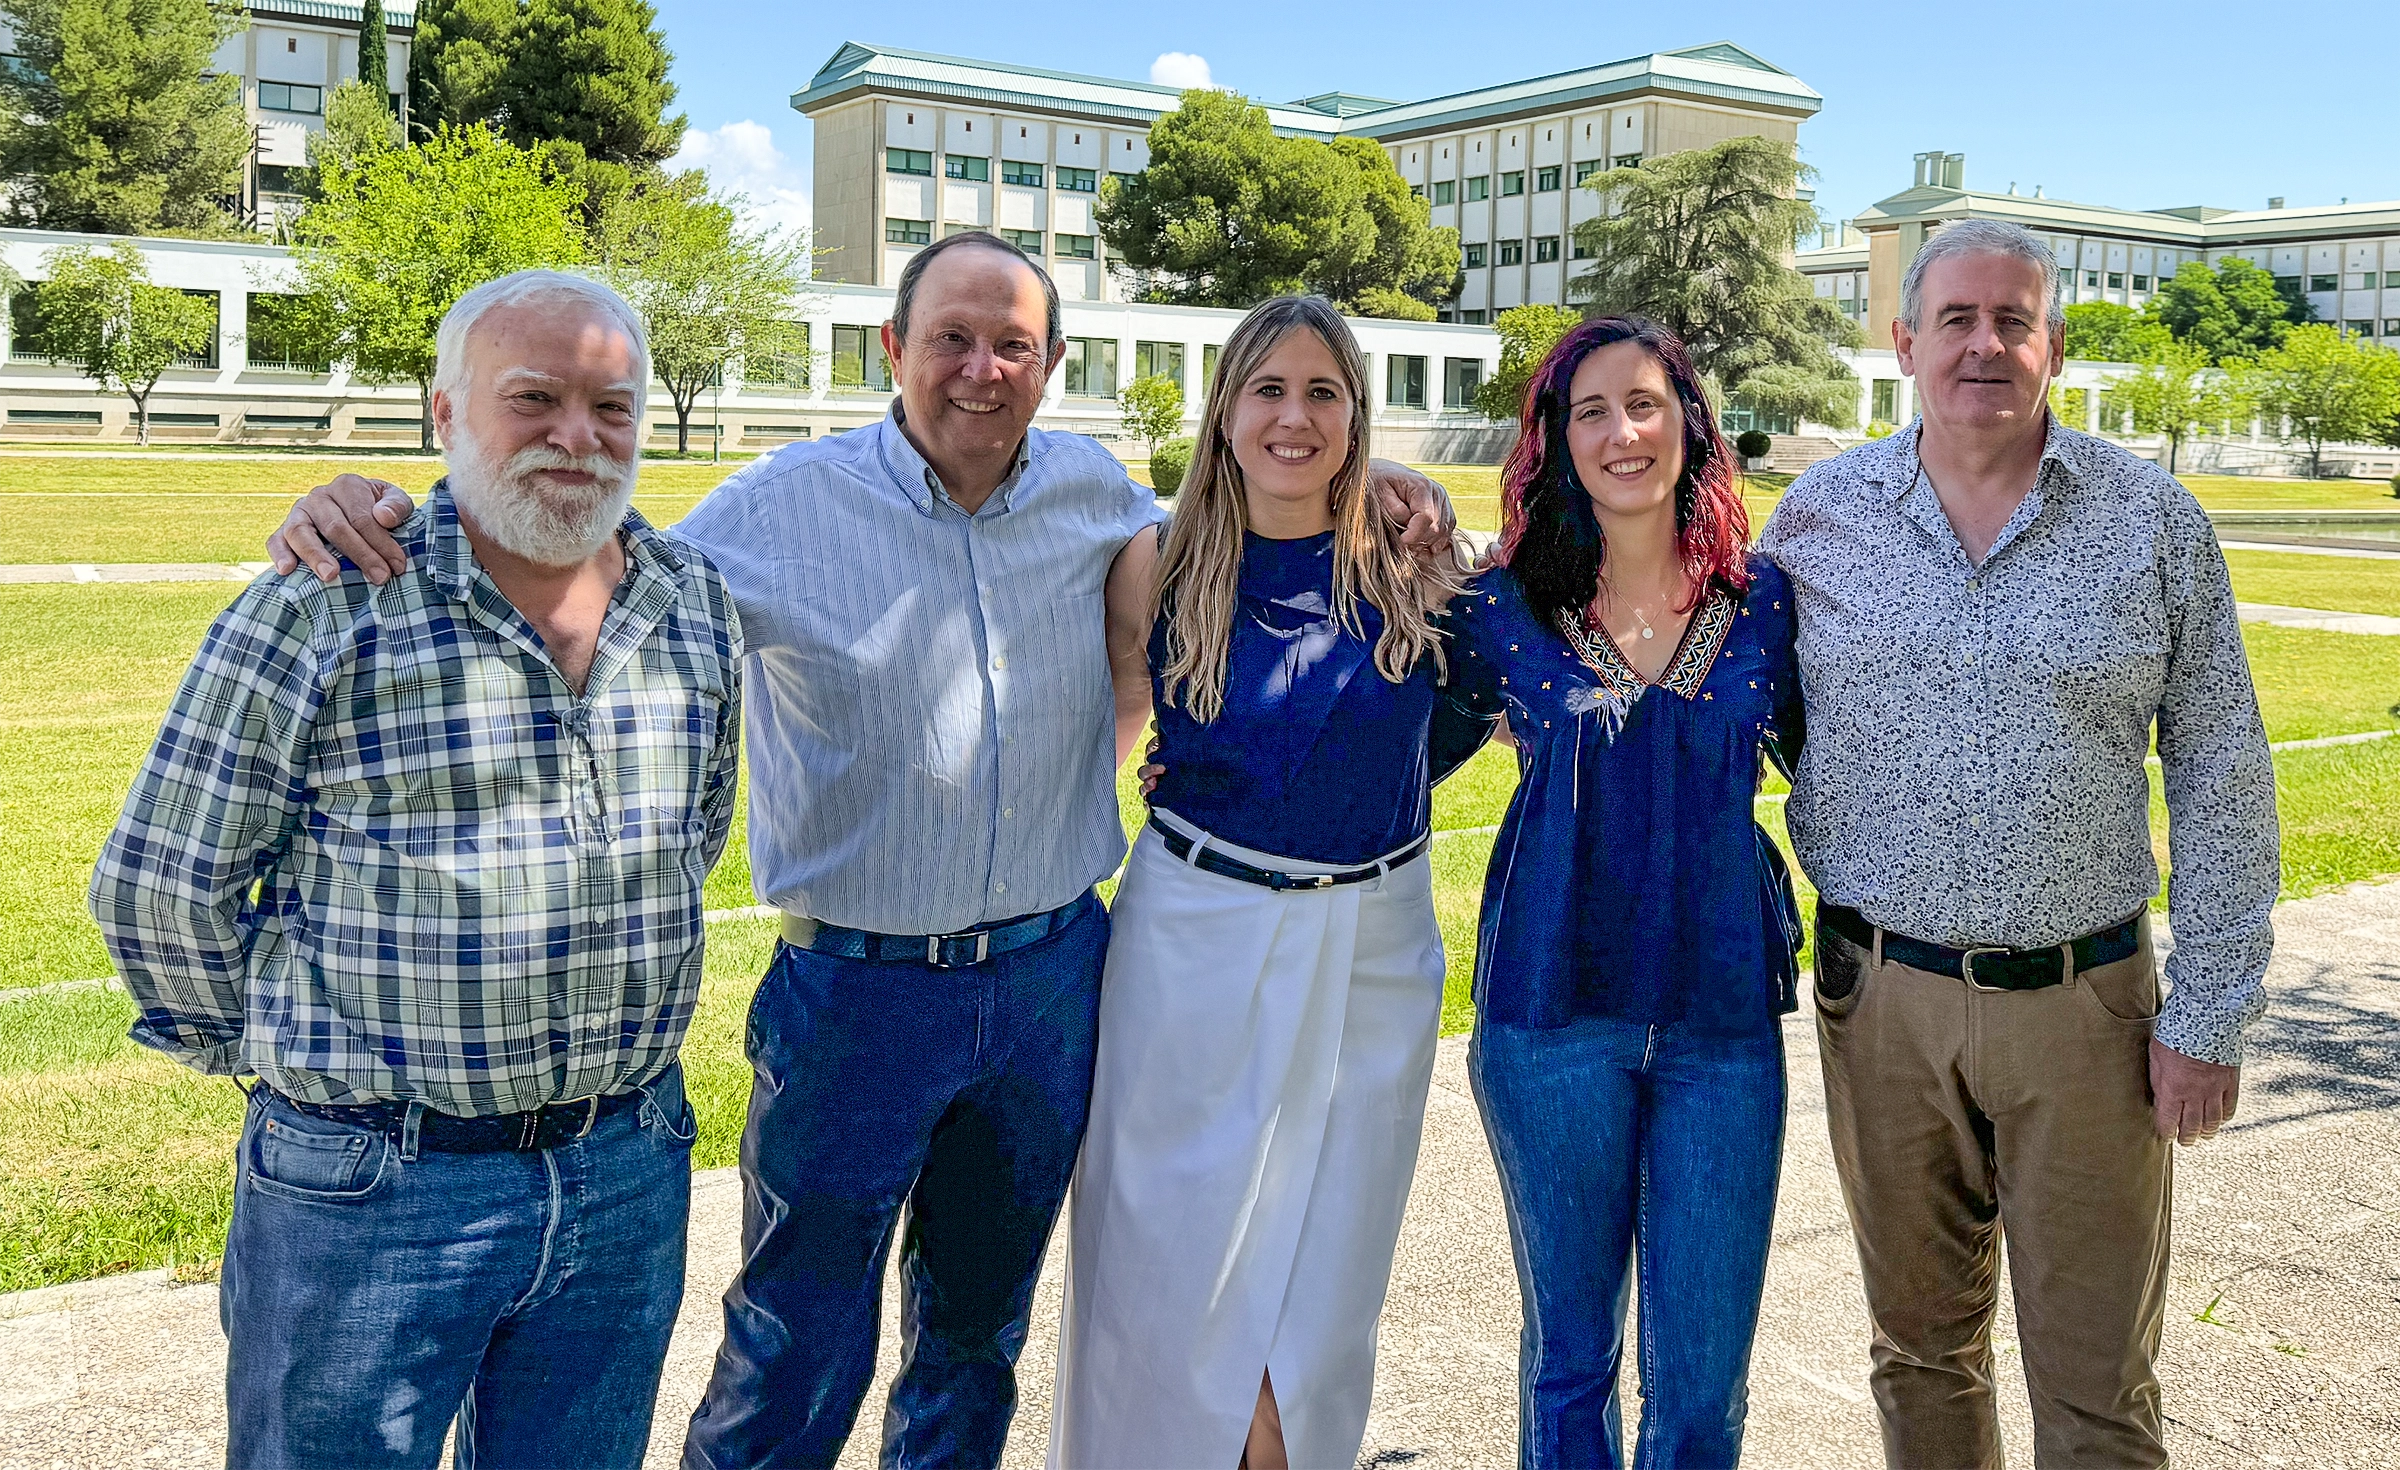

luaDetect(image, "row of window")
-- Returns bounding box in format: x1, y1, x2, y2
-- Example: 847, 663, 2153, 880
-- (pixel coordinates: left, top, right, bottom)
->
1462, 237, 1565, 269
886, 150, 1124, 193
258, 81, 322, 115
1409, 156, 1637, 207
886, 220, 1098, 258
1382, 355, 1485, 411
2343, 319, 2400, 338
2070, 270, 2159, 292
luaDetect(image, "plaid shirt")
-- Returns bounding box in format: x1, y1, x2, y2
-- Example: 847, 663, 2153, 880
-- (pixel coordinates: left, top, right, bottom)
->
90, 484, 742, 1115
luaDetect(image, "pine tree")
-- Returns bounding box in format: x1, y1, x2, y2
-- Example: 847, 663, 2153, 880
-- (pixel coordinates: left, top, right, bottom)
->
356, 0, 388, 108
499, 0, 683, 165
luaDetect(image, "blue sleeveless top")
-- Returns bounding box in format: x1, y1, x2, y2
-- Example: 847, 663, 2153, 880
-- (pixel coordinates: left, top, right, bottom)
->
1447, 554, 1804, 1034
1147, 531, 1442, 864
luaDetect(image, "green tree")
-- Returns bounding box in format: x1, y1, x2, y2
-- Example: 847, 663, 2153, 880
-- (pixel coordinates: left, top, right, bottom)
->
290, 125, 586, 449
590, 171, 807, 452
356, 0, 388, 105
1098, 88, 1372, 308
407, 0, 518, 138
34, 242, 218, 442
311, 79, 403, 181
499, 0, 682, 165
0, 0, 249, 236
2062, 301, 2171, 363
2149, 257, 2310, 363
2103, 342, 2248, 474
1305, 135, 1460, 317
1569, 136, 1859, 429
2242, 324, 2400, 478
1473, 303, 1579, 421
1117, 373, 1185, 454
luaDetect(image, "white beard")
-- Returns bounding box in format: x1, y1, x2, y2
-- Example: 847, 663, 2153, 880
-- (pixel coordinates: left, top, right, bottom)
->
445, 422, 639, 566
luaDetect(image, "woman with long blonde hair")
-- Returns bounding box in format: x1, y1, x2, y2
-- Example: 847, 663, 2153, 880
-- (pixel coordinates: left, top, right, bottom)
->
1049, 295, 1474, 1469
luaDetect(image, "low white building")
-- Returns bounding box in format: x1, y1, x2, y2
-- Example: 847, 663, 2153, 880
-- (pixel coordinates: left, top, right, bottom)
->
0, 228, 1507, 460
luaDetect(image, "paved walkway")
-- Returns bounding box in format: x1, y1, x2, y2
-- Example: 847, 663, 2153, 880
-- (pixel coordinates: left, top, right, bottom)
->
4, 879, 2397, 1469
2237, 602, 2400, 636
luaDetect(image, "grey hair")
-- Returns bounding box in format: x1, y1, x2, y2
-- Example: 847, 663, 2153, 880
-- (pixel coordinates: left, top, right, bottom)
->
1899, 219, 2065, 339
891, 230, 1062, 350
431, 269, 651, 416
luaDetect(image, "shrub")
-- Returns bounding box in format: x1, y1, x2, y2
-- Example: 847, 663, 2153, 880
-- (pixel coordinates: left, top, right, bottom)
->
1864, 420, 1897, 439
1149, 435, 1197, 495
1734, 429, 1773, 460
2390, 470, 2400, 499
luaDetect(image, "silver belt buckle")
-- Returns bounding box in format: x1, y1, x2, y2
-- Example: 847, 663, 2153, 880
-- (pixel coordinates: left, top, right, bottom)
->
928, 930, 993, 968
1959, 947, 2011, 991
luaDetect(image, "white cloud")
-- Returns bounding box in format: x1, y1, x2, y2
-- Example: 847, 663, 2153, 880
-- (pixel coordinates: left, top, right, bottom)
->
1149, 52, 1213, 90
668, 120, 812, 243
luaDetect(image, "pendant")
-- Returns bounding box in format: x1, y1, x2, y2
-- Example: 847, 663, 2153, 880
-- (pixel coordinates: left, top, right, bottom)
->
1640, 626, 1655, 639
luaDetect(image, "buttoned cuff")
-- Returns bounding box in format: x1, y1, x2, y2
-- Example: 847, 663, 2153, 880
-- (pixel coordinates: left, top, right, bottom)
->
131, 1023, 248, 1077
2153, 998, 2246, 1069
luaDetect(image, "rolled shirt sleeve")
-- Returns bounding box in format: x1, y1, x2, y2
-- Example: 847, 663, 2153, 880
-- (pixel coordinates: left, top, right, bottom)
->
88, 578, 327, 1075
2153, 493, 2280, 1065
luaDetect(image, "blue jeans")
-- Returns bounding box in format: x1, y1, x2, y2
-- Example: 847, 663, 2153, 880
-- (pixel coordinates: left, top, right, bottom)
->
221, 1065, 697, 1470
1470, 1015, 1786, 1470
684, 892, 1107, 1470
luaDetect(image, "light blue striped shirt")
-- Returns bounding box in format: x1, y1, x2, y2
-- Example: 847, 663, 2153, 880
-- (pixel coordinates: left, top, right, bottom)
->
673, 408, 1164, 934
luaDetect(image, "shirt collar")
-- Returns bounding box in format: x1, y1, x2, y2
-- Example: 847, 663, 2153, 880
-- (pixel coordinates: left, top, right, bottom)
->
878, 400, 1033, 517
1870, 410, 2081, 505
423, 479, 683, 602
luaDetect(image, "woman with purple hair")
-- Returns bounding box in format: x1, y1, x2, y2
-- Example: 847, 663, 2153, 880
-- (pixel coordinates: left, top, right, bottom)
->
1444, 317, 1804, 1467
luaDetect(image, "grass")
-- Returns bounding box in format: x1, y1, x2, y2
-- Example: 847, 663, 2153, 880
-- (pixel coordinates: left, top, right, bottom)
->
2226, 551, 2400, 620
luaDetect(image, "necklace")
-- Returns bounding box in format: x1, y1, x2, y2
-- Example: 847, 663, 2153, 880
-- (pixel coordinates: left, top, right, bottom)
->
1629, 605, 1656, 641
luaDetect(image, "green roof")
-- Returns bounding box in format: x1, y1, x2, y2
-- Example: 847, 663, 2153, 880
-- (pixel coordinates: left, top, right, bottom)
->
791, 39, 1820, 141
1856, 181, 2400, 247
247, 0, 417, 25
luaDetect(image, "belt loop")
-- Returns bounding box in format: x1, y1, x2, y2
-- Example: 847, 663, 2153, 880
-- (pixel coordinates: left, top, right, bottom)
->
2061, 940, 2078, 988
400, 1100, 424, 1162
1870, 920, 1884, 970
1181, 830, 1208, 867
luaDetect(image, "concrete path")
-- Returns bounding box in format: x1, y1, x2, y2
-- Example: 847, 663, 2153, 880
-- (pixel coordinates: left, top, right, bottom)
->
2238, 602, 2400, 636
5, 880, 2398, 1469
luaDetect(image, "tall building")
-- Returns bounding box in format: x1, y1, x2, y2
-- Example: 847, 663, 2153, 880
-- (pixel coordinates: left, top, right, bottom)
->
790, 40, 1820, 319
0, 1, 416, 227
1800, 151, 2400, 351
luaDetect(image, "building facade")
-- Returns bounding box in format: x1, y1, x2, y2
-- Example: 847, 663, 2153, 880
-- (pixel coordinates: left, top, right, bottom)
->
0, 228, 1504, 460
1800, 150, 2400, 354
790, 41, 1820, 321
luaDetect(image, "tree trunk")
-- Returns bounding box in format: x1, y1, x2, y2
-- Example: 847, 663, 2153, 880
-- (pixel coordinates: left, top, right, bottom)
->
131, 391, 149, 446
420, 379, 435, 453
676, 403, 691, 455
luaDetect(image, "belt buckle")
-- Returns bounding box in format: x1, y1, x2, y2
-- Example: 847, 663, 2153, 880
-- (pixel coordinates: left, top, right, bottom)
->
928, 930, 992, 969
573, 1094, 601, 1139
1958, 947, 2012, 992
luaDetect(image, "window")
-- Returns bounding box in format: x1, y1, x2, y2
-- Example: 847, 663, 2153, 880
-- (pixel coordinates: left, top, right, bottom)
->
1108, 171, 1138, 190
1054, 233, 1096, 260
1500, 171, 1524, 197
2085, 272, 2099, 288
1002, 160, 1043, 187
8, 290, 52, 361
1871, 380, 1899, 424
1612, 153, 1641, 168
1408, 184, 1424, 199
832, 325, 891, 392
1463, 175, 1489, 202
942, 223, 982, 238
1442, 357, 1482, 409
1533, 236, 1560, 263
2107, 272, 2124, 289
2354, 272, 2379, 289
1574, 159, 1606, 185
2347, 320, 2376, 338
2274, 274, 2302, 295
1133, 340, 1185, 388
1202, 343, 1220, 391
1571, 236, 1593, 260
245, 293, 328, 372
2131, 274, 2150, 291
944, 155, 988, 181
886, 148, 933, 176
885, 217, 931, 245
258, 81, 322, 114
172, 290, 219, 367
1496, 239, 1524, 266
2309, 273, 2338, 292
1462, 243, 1486, 269
1063, 337, 1118, 397
743, 323, 811, 388
1429, 180, 1454, 206
1385, 354, 1427, 410
1058, 167, 1098, 193
1001, 228, 1043, 255
1535, 165, 1561, 192
1457, 308, 1487, 325
2386, 318, 2400, 338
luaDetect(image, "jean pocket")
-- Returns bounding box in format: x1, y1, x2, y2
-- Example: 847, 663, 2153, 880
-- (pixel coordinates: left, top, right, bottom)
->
247, 1102, 393, 1203
2076, 946, 2162, 1027
639, 1065, 699, 1146
1812, 921, 1869, 1019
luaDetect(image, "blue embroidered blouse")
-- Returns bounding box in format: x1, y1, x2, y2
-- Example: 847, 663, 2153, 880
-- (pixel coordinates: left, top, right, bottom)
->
1448, 554, 1805, 1034
1148, 531, 1444, 864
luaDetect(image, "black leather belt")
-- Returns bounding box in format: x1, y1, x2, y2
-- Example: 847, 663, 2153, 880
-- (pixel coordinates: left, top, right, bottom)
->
783, 890, 1094, 970
266, 1087, 643, 1153
1149, 817, 1430, 893
1819, 904, 2144, 992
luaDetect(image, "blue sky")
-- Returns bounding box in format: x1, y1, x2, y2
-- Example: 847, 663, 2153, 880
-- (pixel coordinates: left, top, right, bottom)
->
659, 0, 2400, 243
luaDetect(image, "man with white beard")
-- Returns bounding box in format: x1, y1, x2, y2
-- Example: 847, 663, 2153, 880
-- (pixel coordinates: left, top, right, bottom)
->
89, 270, 742, 1470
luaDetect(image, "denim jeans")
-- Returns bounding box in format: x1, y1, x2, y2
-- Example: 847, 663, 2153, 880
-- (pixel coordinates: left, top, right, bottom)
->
683, 891, 1107, 1470
220, 1064, 697, 1470
1470, 1015, 1786, 1470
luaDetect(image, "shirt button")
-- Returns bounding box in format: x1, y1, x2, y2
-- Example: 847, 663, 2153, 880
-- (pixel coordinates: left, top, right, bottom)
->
994, 882, 1007, 894
1968, 815, 1984, 830
1003, 807, 1014, 818
992, 656, 1006, 670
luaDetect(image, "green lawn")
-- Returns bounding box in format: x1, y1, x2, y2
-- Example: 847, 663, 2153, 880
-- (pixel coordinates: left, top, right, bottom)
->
2226, 551, 2400, 620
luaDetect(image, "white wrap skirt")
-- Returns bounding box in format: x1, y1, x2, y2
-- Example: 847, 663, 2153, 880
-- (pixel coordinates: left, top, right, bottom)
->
1049, 812, 1447, 1469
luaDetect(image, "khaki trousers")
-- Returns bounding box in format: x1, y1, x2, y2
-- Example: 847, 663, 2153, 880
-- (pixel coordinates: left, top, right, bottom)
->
1814, 911, 2173, 1470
